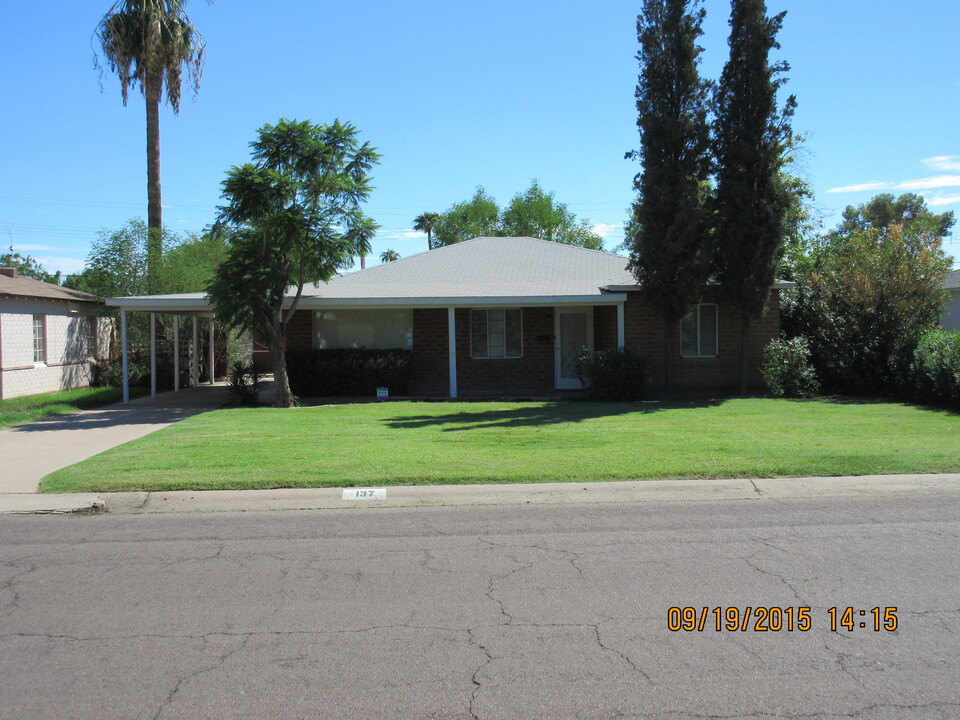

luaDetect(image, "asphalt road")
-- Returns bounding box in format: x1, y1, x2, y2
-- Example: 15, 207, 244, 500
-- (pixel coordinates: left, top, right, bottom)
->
1, 494, 958, 719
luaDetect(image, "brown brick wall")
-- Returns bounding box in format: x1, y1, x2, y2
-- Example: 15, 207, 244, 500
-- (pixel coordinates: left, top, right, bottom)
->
454, 307, 555, 393
285, 310, 313, 351
593, 305, 618, 351
623, 289, 780, 395
409, 308, 449, 394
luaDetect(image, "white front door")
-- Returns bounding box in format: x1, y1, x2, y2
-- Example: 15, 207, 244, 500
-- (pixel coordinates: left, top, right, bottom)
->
554, 308, 594, 390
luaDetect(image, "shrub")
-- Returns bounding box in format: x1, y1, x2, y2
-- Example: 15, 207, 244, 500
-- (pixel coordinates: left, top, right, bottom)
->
908, 329, 960, 407
286, 348, 413, 397
762, 337, 820, 397
575, 348, 648, 401
91, 360, 149, 388
227, 360, 264, 406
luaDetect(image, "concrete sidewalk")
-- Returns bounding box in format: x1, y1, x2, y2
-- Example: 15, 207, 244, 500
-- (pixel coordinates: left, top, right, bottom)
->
0, 383, 234, 495
2, 473, 958, 516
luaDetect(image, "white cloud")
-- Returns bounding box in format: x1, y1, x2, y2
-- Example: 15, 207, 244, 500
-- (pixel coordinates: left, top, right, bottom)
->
894, 175, 960, 191
590, 222, 621, 238
926, 193, 960, 207
35, 256, 87, 275
923, 156, 960, 172
826, 181, 891, 194
13, 244, 59, 251
381, 230, 427, 242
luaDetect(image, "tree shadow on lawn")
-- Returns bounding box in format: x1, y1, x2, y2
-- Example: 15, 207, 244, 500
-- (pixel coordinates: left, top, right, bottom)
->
382, 398, 728, 432
777, 394, 960, 417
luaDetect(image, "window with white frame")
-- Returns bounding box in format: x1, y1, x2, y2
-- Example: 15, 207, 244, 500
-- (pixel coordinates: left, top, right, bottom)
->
471, 308, 522, 359
680, 304, 717, 358
85, 317, 98, 358
32, 314, 46, 363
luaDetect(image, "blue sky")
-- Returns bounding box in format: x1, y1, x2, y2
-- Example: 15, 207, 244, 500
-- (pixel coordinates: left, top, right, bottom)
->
2, 0, 958, 278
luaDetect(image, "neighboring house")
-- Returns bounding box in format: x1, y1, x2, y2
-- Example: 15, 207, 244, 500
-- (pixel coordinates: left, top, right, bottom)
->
942, 269, 960, 332
0, 268, 107, 400
108, 236, 790, 398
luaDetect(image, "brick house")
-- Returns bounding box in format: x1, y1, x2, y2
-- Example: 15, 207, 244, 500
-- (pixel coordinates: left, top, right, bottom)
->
0, 268, 107, 400
108, 236, 789, 399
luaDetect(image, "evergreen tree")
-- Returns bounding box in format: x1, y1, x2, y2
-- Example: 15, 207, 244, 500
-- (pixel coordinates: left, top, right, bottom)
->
625, 0, 713, 395
713, 0, 796, 394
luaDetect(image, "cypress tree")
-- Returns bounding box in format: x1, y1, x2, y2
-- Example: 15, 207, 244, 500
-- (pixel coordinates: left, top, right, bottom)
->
626, 0, 713, 396
713, 0, 796, 394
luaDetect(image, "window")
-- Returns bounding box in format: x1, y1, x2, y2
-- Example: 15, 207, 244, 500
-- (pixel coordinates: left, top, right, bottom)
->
680, 304, 717, 357
32, 314, 46, 363
471, 308, 522, 359
85, 317, 97, 358
313, 309, 412, 350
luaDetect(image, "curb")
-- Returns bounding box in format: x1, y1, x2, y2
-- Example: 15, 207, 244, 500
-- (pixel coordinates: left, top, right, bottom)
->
4, 474, 958, 517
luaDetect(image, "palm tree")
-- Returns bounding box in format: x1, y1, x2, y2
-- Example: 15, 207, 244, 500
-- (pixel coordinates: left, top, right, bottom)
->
96, 0, 206, 292
380, 249, 400, 263
413, 212, 440, 250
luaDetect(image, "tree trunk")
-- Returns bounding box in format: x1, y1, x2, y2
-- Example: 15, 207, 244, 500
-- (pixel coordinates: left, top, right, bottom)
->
145, 74, 163, 295
739, 313, 750, 396
268, 336, 295, 408
663, 320, 674, 399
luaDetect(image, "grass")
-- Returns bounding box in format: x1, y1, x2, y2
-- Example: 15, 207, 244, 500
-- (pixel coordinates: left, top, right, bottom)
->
39, 397, 960, 493
0, 386, 147, 429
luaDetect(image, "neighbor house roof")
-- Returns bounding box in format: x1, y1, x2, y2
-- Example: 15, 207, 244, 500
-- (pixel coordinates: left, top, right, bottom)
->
944, 268, 960, 290
0, 269, 98, 303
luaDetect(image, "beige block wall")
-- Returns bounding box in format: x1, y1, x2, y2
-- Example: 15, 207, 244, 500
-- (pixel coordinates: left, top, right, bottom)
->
0, 298, 104, 400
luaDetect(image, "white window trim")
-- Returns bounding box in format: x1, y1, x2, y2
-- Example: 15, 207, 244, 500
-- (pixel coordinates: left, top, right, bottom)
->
86, 317, 98, 359
680, 303, 718, 358
470, 308, 523, 360
33, 314, 47, 365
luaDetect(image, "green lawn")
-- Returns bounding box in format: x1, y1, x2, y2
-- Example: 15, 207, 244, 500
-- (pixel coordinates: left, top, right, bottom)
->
39, 398, 960, 493
0, 386, 147, 429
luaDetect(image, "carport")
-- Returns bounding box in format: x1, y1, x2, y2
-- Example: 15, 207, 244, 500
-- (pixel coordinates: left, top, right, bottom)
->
106, 293, 218, 403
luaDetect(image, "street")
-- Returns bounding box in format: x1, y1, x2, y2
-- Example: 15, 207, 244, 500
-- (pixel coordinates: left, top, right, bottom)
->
1, 493, 958, 719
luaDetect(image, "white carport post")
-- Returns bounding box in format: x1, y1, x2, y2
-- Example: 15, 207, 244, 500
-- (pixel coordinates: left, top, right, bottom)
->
120, 310, 129, 404
149, 312, 157, 398
617, 303, 625, 349
208, 319, 215, 384
173, 316, 180, 393
191, 317, 199, 388
447, 307, 458, 398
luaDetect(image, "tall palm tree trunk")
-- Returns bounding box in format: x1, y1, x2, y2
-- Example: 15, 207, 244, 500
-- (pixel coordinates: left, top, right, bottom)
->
145, 73, 163, 294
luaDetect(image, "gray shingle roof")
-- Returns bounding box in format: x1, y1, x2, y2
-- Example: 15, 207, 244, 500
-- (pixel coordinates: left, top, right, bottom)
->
303, 236, 636, 301
0, 270, 98, 303
944, 268, 960, 290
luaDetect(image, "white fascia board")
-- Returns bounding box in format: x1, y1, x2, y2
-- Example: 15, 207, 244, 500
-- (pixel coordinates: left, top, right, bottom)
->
106, 296, 214, 315
296, 294, 628, 309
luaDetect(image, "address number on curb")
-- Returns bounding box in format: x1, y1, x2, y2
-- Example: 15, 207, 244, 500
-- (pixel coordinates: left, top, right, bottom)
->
342, 488, 387, 500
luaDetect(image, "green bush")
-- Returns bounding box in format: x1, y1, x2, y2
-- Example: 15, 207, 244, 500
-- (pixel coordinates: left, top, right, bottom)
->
762, 337, 820, 397
908, 329, 960, 407
575, 348, 648, 401
91, 360, 149, 388
286, 348, 413, 397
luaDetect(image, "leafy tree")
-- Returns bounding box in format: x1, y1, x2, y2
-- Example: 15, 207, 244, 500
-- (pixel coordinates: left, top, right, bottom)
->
65, 219, 156, 299
380, 249, 400, 263
782, 194, 954, 395
208, 118, 381, 408
712, 0, 796, 394
95, 0, 206, 293
0, 252, 61, 284
625, 0, 713, 395
161, 227, 228, 292
432, 182, 602, 250
433, 187, 500, 247
501, 181, 603, 249
412, 212, 440, 251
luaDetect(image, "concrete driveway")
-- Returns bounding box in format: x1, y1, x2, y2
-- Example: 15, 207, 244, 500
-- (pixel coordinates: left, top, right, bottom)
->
0, 384, 235, 494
